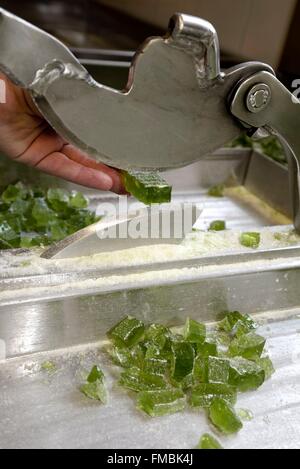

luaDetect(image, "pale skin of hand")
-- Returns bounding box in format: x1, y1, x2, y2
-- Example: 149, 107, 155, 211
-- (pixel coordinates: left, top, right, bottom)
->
0, 72, 125, 193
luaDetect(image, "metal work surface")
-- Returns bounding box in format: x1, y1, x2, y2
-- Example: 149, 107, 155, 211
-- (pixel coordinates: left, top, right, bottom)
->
0, 316, 299, 449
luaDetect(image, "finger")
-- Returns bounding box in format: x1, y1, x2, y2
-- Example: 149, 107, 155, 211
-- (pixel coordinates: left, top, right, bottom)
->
36, 151, 114, 191
62, 144, 126, 194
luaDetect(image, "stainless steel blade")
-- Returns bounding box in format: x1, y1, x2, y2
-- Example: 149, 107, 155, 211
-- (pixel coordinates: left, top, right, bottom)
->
41, 204, 201, 259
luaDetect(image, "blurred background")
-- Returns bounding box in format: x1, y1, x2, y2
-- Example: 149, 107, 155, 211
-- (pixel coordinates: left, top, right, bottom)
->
0, 0, 299, 90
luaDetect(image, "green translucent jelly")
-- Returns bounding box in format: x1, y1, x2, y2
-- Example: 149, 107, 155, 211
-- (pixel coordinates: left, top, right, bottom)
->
87, 365, 104, 383
208, 220, 226, 231
198, 433, 223, 449
184, 318, 206, 344
80, 365, 107, 403
240, 232, 261, 249
256, 357, 275, 380
137, 389, 186, 417
208, 185, 224, 198
229, 332, 266, 360
196, 340, 218, 358
209, 398, 243, 435
122, 170, 172, 205
0, 182, 99, 250
119, 367, 167, 392
207, 356, 230, 384
144, 324, 170, 350
171, 341, 195, 382
228, 357, 265, 391
107, 316, 145, 348
189, 383, 237, 408
218, 311, 257, 335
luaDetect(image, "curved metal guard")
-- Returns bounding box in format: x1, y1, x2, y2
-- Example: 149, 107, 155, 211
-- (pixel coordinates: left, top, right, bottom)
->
0, 8, 267, 171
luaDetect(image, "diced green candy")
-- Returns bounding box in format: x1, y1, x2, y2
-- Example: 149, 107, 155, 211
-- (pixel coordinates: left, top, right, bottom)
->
69, 191, 88, 209
184, 318, 206, 344
107, 316, 145, 348
137, 389, 186, 417
171, 341, 195, 382
189, 383, 237, 408
196, 340, 218, 358
119, 367, 167, 392
1, 183, 27, 203
144, 346, 169, 375
209, 220, 226, 231
208, 185, 224, 198
108, 345, 144, 369
256, 357, 275, 380
105, 313, 273, 429
207, 356, 230, 384
47, 188, 70, 212
240, 232, 261, 249
40, 361, 56, 374
0, 183, 99, 250
87, 365, 104, 383
144, 324, 170, 350
218, 311, 257, 335
209, 398, 243, 434
122, 170, 172, 205
228, 358, 265, 391
80, 381, 107, 403
80, 365, 107, 403
198, 433, 223, 449
193, 355, 207, 383
229, 332, 266, 360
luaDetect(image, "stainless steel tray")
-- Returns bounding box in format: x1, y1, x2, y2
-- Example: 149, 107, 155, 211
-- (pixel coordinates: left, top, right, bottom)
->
1, 149, 300, 448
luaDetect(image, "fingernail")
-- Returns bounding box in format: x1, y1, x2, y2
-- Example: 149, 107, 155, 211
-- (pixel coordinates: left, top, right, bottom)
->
97, 172, 114, 191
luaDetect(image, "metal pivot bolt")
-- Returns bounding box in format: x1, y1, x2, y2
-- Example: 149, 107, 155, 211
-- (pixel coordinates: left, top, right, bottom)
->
246, 83, 271, 113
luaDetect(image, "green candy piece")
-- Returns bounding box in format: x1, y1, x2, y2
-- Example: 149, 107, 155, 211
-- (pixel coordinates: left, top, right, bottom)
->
189, 383, 237, 408
80, 365, 107, 403
171, 341, 195, 382
229, 332, 266, 360
144, 324, 170, 350
209, 398, 243, 435
70, 191, 88, 209
0, 221, 19, 248
0, 182, 99, 251
40, 361, 56, 374
107, 316, 145, 348
108, 345, 144, 369
80, 381, 107, 403
208, 220, 226, 231
207, 356, 230, 384
119, 367, 167, 392
196, 340, 218, 358
197, 433, 223, 450
218, 311, 257, 335
208, 185, 224, 198
87, 365, 104, 383
32, 198, 56, 227
1, 183, 27, 203
137, 389, 186, 417
144, 346, 169, 375
240, 232, 261, 249
193, 355, 207, 383
122, 170, 172, 205
184, 318, 206, 344
228, 358, 265, 391
47, 188, 70, 212
0, 237, 13, 249
256, 357, 275, 380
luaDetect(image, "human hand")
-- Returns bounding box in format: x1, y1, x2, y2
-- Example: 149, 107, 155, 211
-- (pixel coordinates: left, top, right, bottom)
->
0, 72, 125, 193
